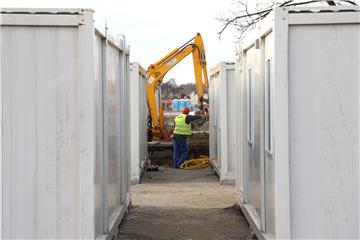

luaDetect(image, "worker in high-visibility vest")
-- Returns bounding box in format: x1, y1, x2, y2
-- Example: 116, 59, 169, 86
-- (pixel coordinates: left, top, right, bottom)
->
172, 106, 202, 168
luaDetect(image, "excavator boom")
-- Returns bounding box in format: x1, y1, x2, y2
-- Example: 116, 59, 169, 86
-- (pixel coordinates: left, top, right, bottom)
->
147, 33, 208, 140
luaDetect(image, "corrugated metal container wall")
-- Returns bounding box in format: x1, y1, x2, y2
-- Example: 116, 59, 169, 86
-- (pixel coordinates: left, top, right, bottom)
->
129, 62, 148, 183
235, 6, 359, 239
209, 62, 237, 184
0, 8, 130, 239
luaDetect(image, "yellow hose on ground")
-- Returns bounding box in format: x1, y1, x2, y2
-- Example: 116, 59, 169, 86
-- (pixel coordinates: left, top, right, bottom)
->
180, 155, 209, 170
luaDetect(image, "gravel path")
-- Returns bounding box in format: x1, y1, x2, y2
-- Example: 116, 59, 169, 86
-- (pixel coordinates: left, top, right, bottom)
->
119, 167, 250, 240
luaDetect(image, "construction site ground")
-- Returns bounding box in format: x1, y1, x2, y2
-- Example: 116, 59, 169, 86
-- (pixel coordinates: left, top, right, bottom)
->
119, 166, 251, 240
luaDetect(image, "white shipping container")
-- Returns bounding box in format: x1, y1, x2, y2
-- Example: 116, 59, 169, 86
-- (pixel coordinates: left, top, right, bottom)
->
209, 62, 237, 184
235, 6, 359, 239
129, 62, 148, 183
0, 8, 131, 239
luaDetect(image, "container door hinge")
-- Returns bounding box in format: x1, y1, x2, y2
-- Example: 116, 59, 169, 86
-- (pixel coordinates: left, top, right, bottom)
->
79, 18, 86, 25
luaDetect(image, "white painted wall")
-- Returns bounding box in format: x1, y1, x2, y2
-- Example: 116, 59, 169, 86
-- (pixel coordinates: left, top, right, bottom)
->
209, 62, 237, 183
236, 6, 360, 239
288, 23, 359, 238
129, 62, 148, 183
0, 9, 131, 239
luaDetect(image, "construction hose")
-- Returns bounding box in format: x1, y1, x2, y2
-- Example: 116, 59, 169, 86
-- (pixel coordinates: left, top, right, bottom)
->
180, 155, 209, 170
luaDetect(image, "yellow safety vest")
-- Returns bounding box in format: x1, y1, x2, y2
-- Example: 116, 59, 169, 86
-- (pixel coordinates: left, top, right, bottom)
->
174, 114, 192, 135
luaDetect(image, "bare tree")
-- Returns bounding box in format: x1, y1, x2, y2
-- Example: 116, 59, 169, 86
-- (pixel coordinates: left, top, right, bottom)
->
217, 0, 358, 39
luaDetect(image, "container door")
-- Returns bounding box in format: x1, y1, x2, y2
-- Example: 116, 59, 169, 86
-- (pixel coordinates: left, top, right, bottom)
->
244, 58, 262, 225
263, 32, 275, 237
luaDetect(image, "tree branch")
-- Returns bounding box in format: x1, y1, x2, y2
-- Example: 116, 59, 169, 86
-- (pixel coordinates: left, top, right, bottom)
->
217, 8, 272, 35
217, 0, 358, 39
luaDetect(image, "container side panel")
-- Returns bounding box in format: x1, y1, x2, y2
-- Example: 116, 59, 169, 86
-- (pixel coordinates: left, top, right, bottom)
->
139, 68, 148, 172
263, 31, 275, 237
215, 73, 221, 168
94, 34, 105, 236
244, 46, 262, 221
209, 73, 214, 162
121, 47, 131, 205
218, 65, 227, 174
226, 68, 236, 173
289, 24, 359, 238
235, 54, 245, 199
127, 53, 131, 194
209, 72, 219, 165
78, 12, 96, 238
210, 63, 237, 181
2, 26, 82, 238
106, 44, 122, 219
129, 63, 147, 183
129, 64, 141, 182
210, 62, 237, 181
253, 51, 262, 221
119, 47, 127, 205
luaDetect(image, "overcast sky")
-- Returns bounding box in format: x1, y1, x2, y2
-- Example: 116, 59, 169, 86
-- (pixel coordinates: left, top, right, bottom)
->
1, 0, 238, 84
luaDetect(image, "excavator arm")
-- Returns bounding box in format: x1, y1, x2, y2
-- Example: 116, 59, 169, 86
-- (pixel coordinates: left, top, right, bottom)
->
147, 33, 209, 139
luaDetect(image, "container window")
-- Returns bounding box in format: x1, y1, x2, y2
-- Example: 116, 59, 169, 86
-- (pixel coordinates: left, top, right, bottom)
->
265, 59, 272, 153
246, 68, 253, 144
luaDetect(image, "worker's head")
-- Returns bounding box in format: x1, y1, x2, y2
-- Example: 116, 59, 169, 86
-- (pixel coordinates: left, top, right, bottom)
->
182, 106, 190, 115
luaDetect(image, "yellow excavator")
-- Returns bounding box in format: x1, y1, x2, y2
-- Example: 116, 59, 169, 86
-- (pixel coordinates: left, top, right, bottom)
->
147, 33, 209, 141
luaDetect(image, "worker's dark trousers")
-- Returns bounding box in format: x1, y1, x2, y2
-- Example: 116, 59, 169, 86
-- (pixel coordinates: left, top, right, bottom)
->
172, 136, 188, 168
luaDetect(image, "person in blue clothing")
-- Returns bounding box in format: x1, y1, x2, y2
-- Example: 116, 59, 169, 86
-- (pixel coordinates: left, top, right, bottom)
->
172, 106, 202, 168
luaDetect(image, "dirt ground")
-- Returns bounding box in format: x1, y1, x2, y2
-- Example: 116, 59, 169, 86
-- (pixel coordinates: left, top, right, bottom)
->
119, 166, 251, 240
